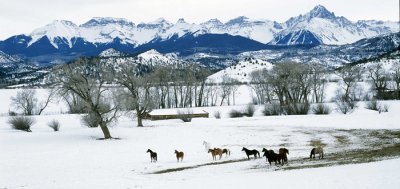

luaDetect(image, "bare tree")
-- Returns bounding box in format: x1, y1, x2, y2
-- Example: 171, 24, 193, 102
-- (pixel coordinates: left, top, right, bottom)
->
56, 58, 118, 139
268, 61, 312, 106
11, 89, 37, 115
11, 89, 55, 115
59, 90, 87, 114
152, 65, 172, 108
116, 64, 155, 127
367, 63, 388, 99
309, 63, 328, 103
219, 76, 238, 106
194, 67, 211, 107
336, 65, 362, 102
391, 63, 400, 99
37, 89, 56, 115
250, 69, 273, 104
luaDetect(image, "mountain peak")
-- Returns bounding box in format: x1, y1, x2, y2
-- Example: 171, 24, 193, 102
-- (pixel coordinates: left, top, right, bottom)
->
176, 18, 187, 24
307, 5, 335, 19
29, 20, 80, 48
81, 17, 135, 27
150, 17, 169, 24
226, 16, 249, 25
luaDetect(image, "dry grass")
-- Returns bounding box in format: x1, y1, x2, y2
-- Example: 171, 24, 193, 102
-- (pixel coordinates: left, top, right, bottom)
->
333, 135, 350, 145
309, 139, 327, 147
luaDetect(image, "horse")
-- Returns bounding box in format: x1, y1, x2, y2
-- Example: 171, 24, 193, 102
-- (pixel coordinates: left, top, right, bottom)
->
203, 141, 211, 151
242, 147, 260, 160
208, 148, 223, 160
175, 150, 184, 162
222, 148, 231, 157
146, 149, 157, 163
279, 148, 289, 164
262, 148, 281, 165
310, 146, 324, 159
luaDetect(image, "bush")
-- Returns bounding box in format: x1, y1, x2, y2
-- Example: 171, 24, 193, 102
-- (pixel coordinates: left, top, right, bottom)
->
335, 100, 357, 114
229, 109, 244, 118
312, 103, 331, 115
8, 110, 17, 116
263, 103, 282, 116
8, 116, 35, 132
244, 104, 255, 117
366, 100, 380, 111
284, 103, 310, 115
82, 113, 100, 128
177, 109, 193, 122
48, 119, 61, 131
379, 104, 389, 113
214, 111, 221, 119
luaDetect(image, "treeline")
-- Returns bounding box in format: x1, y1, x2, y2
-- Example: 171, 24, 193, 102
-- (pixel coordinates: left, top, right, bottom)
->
9, 57, 400, 139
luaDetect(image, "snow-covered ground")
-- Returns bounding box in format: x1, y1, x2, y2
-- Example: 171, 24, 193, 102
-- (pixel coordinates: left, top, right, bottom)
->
1, 86, 399, 189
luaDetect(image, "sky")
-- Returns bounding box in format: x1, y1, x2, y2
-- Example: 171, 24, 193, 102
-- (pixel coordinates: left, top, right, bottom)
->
0, 0, 398, 40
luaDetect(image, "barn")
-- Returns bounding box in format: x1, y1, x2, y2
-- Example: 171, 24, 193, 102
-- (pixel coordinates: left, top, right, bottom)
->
145, 108, 209, 121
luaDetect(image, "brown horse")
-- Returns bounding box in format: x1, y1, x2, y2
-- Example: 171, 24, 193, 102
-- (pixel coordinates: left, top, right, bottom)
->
279, 148, 289, 164
146, 149, 157, 163
208, 148, 223, 160
310, 146, 324, 159
242, 147, 260, 160
222, 148, 231, 157
175, 150, 184, 162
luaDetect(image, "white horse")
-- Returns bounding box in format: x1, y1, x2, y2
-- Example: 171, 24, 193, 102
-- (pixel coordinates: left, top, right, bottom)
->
203, 141, 211, 152
310, 146, 324, 159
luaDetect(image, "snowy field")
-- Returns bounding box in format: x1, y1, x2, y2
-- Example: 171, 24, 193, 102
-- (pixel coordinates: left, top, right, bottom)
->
1, 87, 400, 189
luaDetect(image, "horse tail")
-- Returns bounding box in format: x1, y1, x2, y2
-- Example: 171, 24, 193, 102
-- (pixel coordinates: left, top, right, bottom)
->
228, 150, 231, 156
257, 151, 260, 158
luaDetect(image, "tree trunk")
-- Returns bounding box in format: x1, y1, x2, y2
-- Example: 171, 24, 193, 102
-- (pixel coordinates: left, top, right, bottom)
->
137, 116, 143, 127
100, 123, 112, 139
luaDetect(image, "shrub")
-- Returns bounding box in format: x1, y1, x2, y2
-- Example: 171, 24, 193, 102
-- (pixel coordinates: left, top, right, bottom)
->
244, 104, 255, 117
312, 103, 331, 115
335, 100, 357, 114
8, 116, 35, 132
284, 103, 310, 115
177, 109, 193, 122
229, 109, 244, 118
378, 104, 390, 113
214, 111, 221, 119
366, 100, 380, 111
8, 110, 17, 116
263, 103, 282, 116
48, 119, 61, 131
82, 113, 100, 128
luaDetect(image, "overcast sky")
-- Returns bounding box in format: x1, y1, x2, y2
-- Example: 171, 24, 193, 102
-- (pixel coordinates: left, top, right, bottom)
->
0, 0, 398, 39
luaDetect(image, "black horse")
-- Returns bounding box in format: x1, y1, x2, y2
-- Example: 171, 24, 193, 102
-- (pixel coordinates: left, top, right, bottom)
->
242, 147, 260, 160
279, 148, 289, 164
262, 148, 281, 165
146, 149, 157, 162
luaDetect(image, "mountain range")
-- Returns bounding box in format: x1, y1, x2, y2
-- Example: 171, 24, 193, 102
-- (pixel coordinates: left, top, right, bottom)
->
0, 5, 398, 65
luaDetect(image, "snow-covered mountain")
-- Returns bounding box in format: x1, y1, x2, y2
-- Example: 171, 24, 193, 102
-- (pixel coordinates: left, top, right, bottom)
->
270, 5, 398, 45
0, 50, 22, 64
3, 5, 397, 49
0, 5, 397, 66
202, 16, 282, 44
